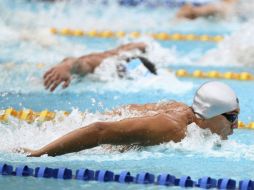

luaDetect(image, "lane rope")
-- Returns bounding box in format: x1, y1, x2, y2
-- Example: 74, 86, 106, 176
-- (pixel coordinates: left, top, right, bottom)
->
0, 163, 253, 189
0, 108, 67, 123
33, 63, 254, 81
50, 28, 224, 42
175, 69, 254, 81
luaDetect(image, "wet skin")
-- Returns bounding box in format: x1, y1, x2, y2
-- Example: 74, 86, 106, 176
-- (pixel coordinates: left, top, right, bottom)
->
196, 109, 240, 140
176, 0, 237, 20
21, 103, 239, 157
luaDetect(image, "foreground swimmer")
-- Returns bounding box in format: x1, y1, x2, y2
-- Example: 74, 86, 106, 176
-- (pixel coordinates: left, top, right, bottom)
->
23, 81, 239, 157
43, 42, 156, 92
176, 0, 237, 20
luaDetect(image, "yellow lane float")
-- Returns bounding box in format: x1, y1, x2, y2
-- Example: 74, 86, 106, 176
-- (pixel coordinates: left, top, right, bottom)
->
50, 28, 224, 42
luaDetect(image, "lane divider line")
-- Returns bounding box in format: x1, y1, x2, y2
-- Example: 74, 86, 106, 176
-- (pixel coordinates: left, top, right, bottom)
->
0, 163, 253, 189
50, 28, 224, 42
175, 69, 254, 81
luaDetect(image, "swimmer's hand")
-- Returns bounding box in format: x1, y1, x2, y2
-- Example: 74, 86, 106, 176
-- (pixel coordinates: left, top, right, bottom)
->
43, 58, 74, 92
138, 57, 157, 75
14, 147, 41, 157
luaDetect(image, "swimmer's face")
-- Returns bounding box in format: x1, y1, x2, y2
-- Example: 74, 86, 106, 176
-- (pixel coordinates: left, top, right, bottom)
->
203, 109, 240, 140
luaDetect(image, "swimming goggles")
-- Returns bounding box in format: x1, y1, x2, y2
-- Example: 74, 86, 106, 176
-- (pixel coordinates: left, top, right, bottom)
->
222, 113, 238, 123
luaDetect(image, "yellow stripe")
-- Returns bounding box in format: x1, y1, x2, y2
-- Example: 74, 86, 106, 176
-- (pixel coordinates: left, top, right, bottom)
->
175, 69, 254, 81
50, 28, 224, 42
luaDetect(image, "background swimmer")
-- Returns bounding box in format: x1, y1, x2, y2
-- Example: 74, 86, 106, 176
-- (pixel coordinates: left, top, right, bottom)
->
21, 81, 240, 157
176, 0, 237, 20
43, 42, 157, 92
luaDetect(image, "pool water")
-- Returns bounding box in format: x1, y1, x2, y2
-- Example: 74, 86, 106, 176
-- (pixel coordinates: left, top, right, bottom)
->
1, 0, 254, 189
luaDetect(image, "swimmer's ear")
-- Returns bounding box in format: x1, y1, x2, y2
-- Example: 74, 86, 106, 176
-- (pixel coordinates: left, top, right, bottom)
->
138, 57, 157, 75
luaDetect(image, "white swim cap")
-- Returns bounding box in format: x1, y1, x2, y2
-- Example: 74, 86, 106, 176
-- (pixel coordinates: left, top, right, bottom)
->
192, 81, 239, 119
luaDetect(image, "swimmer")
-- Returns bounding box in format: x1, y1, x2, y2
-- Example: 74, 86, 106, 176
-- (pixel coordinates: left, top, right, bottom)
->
176, 0, 237, 20
43, 42, 157, 92
22, 81, 240, 157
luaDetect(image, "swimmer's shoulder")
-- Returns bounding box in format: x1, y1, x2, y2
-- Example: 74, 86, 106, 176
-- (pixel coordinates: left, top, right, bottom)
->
157, 101, 189, 110
162, 101, 194, 119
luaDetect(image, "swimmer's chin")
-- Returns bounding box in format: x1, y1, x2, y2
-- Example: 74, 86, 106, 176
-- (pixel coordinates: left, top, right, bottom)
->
219, 131, 233, 140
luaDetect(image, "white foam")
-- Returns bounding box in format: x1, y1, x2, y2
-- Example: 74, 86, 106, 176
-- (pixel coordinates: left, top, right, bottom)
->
157, 123, 254, 161
200, 20, 254, 67
0, 35, 193, 93
0, 108, 146, 152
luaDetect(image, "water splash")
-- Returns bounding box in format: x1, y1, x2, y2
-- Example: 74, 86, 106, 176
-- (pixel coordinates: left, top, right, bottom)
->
200, 20, 254, 67
0, 36, 193, 93
0, 0, 251, 93
0, 110, 254, 162
156, 123, 254, 161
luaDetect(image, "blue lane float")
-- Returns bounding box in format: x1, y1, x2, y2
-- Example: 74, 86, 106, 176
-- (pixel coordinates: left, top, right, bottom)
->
15, 165, 33, 177
0, 164, 13, 175
35, 166, 54, 178
197, 176, 217, 189
157, 173, 175, 186
178, 176, 196, 188
95, 170, 114, 182
239, 180, 254, 190
218, 178, 236, 189
135, 172, 155, 184
0, 163, 253, 190
53, 168, 72, 179
76, 168, 94, 181
115, 171, 134, 183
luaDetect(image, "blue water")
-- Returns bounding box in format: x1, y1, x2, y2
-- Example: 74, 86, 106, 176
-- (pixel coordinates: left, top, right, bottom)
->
1, 0, 254, 189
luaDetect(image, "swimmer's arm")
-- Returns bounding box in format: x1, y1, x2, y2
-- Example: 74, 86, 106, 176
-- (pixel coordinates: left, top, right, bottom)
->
112, 42, 147, 54
193, 4, 224, 17
44, 42, 154, 91
43, 42, 148, 91
26, 114, 180, 157
73, 42, 148, 73
195, 0, 236, 17
177, 1, 236, 19
177, 5, 221, 19
66, 42, 148, 75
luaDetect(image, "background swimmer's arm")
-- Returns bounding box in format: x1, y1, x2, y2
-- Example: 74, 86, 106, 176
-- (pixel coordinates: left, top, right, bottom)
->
73, 42, 148, 73
177, 4, 221, 19
43, 42, 147, 92
26, 114, 183, 157
112, 42, 147, 54
176, 0, 236, 19
192, 4, 226, 17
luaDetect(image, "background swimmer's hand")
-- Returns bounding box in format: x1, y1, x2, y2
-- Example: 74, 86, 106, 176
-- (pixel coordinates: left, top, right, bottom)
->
138, 57, 157, 75
43, 58, 75, 92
